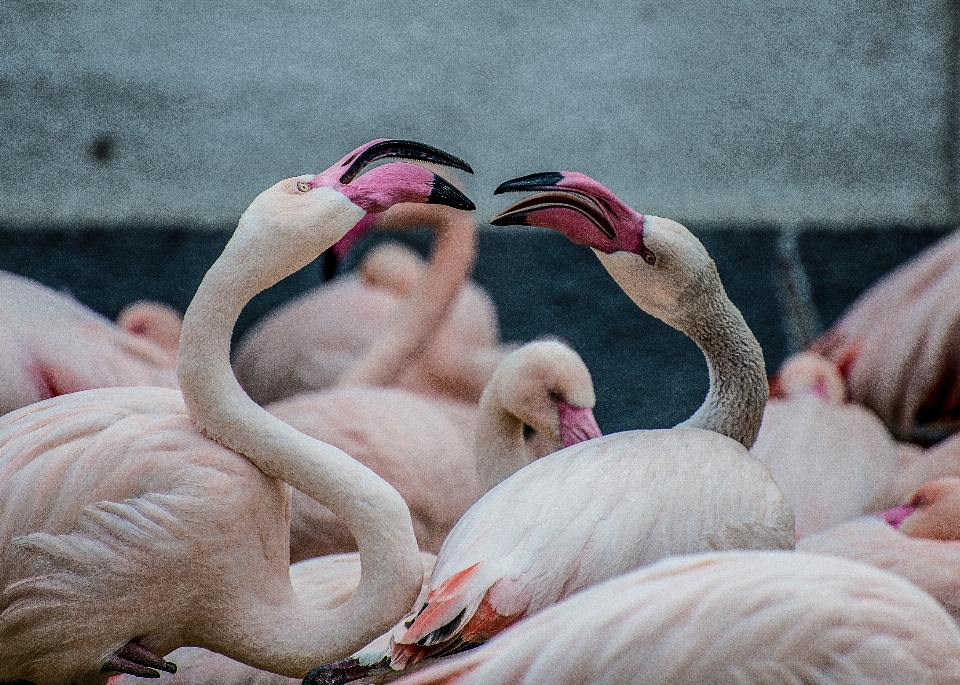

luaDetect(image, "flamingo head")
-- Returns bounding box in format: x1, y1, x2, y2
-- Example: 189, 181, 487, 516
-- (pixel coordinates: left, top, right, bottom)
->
491, 171, 647, 256
231, 140, 474, 289
322, 140, 474, 260
491, 171, 718, 328
489, 339, 602, 454
880, 477, 960, 541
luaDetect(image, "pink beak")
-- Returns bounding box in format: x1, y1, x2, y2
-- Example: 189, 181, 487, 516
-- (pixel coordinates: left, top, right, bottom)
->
557, 399, 603, 448
878, 504, 917, 529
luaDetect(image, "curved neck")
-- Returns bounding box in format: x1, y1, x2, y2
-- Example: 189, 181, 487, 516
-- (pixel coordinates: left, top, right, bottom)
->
337, 204, 476, 388
177, 232, 422, 674
473, 388, 532, 495
673, 286, 768, 449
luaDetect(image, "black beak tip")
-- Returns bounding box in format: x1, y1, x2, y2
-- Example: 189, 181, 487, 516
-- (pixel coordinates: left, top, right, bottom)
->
429, 175, 476, 211
493, 171, 565, 195
488, 211, 528, 227
341, 139, 473, 185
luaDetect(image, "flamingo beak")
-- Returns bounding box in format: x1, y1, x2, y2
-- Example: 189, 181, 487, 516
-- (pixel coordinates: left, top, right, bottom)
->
490, 172, 615, 239
878, 504, 917, 529
338, 139, 473, 185
556, 399, 603, 448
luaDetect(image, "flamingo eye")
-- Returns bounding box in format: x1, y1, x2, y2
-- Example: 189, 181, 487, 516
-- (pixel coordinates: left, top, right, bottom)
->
296, 181, 311, 193
641, 249, 657, 265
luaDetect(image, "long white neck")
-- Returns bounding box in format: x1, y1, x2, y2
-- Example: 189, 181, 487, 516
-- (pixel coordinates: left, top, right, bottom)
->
177, 197, 422, 675
596, 250, 767, 449
338, 204, 476, 388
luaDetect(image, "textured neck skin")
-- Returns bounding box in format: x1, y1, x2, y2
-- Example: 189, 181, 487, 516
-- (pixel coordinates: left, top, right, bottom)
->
674, 281, 768, 449
597, 251, 767, 450
337, 204, 476, 389
177, 186, 422, 675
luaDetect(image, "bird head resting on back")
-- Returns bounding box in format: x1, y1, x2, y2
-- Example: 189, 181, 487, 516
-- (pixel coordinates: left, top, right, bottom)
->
491, 171, 767, 449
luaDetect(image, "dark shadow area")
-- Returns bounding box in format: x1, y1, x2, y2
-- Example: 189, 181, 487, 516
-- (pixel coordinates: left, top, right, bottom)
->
0, 223, 952, 434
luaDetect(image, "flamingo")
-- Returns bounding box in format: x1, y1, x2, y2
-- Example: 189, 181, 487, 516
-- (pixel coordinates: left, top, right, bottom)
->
800, 476, 960, 621
272, 339, 602, 561
370, 171, 794, 673
115, 300, 184, 363
809, 227, 960, 441
233, 192, 510, 406
0, 271, 179, 415
0, 138, 475, 685
111, 552, 438, 685
752, 351, 907, 538
356, 551, 960, 685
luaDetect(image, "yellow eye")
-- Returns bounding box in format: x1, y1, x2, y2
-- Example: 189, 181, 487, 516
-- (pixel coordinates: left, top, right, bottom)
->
296, 181, 311, 193
642, 249, 657, 265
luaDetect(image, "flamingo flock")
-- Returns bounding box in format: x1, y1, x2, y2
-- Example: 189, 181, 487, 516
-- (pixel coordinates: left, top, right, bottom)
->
3, 138, 960, 685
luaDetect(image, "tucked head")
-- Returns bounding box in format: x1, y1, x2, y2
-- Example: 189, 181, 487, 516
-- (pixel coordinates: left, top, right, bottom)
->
881, 477, 960, 541
487, 339, 602, 449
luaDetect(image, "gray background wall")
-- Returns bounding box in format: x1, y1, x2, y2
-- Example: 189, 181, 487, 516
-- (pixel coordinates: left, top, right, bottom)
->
2, 1, 959, 436
3, 0, 959, 227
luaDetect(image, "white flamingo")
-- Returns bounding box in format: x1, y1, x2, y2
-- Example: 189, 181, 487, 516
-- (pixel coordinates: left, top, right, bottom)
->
357, 171, 793, 675
0, 139, 475, 685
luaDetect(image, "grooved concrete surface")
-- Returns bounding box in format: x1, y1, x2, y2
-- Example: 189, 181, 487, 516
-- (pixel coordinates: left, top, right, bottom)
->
2, 1, 957, 225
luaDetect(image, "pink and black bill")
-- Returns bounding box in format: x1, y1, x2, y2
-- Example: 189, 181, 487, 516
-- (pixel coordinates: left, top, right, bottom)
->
490, 171, 646, 255
321, 139, 476, 279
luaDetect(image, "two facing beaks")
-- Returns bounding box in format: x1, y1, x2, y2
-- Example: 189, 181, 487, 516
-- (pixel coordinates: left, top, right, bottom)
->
327, 139, 650, 259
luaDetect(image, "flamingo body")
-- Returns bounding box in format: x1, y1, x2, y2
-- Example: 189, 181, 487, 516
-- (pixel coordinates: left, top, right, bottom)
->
0, 272, 178, 415
753, 354, 902, 538
384, 551, 960, 685
392, 428, 792, 666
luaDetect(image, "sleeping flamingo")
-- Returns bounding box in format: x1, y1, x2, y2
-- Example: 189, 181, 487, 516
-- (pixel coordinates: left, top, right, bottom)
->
810, 227, 960, 441
360, 551, 960, 685
346, 171, 793, 675
233, 193, 509, 406
0, 271, 179, 415
800, 476, 960, 621
0, 138, 475, 685
752, 351, 906, 538
273, 339, 602, 561
115, 300, 184, 363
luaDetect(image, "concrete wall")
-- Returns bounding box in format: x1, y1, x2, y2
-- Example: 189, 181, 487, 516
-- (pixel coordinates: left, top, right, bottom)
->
2, 0, 958, 226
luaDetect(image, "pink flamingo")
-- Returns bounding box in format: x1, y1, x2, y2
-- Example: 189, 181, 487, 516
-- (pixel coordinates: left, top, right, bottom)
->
752, 351, 909, 538
370, 551, 960, 685
115, 300, 184, 362
233, 193, 509, 406
0, 139, 475, 685
0, 272, 179, 415
810, 228, 960, 441
272, 339, 602, 561
800, 476, 960, 621
374, 171, 793, 674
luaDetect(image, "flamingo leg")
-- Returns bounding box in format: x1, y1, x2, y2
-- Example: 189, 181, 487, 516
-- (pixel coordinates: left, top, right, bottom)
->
101, 641, 177, 678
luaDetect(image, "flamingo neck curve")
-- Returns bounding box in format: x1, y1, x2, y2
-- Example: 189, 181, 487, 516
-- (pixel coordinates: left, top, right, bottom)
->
596, 250, 767, 449
176, 186, 422, 675
337, 204, 477, 389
